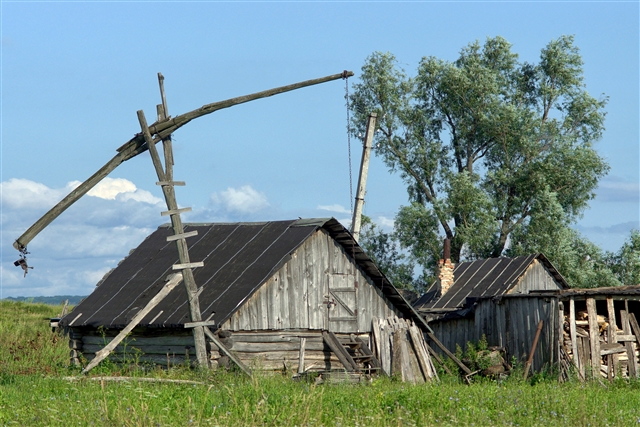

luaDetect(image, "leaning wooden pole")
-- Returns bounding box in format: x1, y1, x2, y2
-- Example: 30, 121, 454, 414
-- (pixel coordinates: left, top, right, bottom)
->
138, 110, 209, 368
81, 273, 183, 374
351, 112, 376, 242
14, 71, 353, 253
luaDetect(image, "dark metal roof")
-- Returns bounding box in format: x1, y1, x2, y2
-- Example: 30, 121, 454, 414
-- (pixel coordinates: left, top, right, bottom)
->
60, 218, 425, 330
414, 254, 568, 313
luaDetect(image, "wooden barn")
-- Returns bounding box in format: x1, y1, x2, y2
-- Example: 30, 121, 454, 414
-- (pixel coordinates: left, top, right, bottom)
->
414, 253, 569, 372
60, 218, 427, 373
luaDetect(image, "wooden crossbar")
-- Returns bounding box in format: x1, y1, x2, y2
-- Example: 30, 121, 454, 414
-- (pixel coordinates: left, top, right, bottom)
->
167, 231, 198, 242
161, 207, 192, 217
156, 181, 186, 186
173, 262, 204, 270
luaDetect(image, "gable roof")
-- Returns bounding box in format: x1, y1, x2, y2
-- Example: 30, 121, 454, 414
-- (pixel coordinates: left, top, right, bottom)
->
61, 218, 423, 330
414, 253, 568, 313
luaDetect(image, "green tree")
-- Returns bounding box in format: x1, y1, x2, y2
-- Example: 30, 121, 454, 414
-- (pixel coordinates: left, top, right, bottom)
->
350, 36, 609, 276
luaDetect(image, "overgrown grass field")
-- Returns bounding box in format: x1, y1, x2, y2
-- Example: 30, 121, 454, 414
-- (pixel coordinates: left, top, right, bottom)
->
2, 300, 640, 426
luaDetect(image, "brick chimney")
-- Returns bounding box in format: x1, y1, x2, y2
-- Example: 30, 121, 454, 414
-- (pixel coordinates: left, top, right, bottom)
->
438, 238, 455, 296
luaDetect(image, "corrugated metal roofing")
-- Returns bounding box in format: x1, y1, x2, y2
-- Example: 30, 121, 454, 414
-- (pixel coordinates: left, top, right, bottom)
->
414, 254, 568, 312
60, 218, 424, 330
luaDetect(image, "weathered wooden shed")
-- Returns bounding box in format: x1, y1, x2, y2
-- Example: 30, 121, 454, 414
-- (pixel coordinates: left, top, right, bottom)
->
60, 218, 426, 372
414, 254, 569, 372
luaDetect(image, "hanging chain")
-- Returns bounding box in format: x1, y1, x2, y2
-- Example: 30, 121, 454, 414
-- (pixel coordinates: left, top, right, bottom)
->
345, 73, 353, 216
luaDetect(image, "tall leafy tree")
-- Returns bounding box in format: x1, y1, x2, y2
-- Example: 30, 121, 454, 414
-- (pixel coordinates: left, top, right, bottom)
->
350, 36, 609, 277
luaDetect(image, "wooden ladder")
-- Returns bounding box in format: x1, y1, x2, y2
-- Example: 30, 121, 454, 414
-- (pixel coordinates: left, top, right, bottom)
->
322, 330, 381, 373
135, 74, 209, 368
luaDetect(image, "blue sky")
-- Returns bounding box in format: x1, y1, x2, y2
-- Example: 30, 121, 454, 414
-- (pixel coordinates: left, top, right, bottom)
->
1, 1, 638, 297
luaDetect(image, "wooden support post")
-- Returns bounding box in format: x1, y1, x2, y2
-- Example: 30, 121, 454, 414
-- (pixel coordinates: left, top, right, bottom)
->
298, 337, 307, 374
138, 110, 208, 368
351, 112, 377, 242
82, 273, 183, 374
621, 310, 638, 378
523, 320, 544, 380
202, 327, 252, 376
606, 298, 618, 379
569, 298, 581, 376
586, 298, 600, 379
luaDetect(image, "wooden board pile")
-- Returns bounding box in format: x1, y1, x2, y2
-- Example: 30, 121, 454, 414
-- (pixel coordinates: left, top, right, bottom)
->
371, 317, 438, 383
561, 297, 640, 381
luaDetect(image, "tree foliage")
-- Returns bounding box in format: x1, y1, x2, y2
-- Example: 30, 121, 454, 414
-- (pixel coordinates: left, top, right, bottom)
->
350, 36, 612, 287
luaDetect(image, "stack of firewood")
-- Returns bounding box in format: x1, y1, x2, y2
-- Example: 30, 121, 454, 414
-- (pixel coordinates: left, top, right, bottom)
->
562, 299, 640, 380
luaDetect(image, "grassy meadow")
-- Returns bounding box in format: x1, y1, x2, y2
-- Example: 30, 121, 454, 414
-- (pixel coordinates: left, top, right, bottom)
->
2, 300, 640, 426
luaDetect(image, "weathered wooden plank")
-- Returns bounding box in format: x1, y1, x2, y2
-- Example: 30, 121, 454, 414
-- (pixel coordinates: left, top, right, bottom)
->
322, 330, 357, 371
230, 341, 328, 353
298, 337, 306, 374
569, 298, 580, 374
156, 181, 185, 187
408, 324, 434, 381
184, 320, 217, 329
606, 298, 617, 379
172, 262, 204, 270
586, 298, 600, 378
601, 344, 626, 356
166, 230, 198, 242
82, 344, 199, 355
621, 310, 638, 378
203, 327, 251, 376
161, 207, 192, 217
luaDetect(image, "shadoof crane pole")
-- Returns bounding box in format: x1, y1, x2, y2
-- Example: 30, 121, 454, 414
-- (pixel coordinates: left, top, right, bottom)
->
350, 112, 377, 243
13, 70, 353, 371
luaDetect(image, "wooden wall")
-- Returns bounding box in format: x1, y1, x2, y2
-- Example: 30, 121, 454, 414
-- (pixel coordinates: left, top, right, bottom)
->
509, 259, 564, 294
223, 229, 401, 333
429, 296, 560, 372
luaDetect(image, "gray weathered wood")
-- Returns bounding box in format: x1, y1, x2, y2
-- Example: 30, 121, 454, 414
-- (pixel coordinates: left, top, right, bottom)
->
621, 310, 638, 378
138, 110, 208, 368
323, 330, 358, 372
569, 298, 580, 374
184, 320, 217, 329
351, 112, 377, 242
298, 337, 307, 374
586, 298, 600, 378
172, 262, 205, 270
606, 298, 618, 377
203, 327, 252, 376
81, 273, 183, 373
408, 324, 435, 381
156, 181, 186, 186
162, 207, 192, 217
167, 230, 198, 242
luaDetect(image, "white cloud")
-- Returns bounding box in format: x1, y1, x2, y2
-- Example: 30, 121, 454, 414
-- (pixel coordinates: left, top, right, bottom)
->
0, 178, 72, 210
317, 204, 351, 214
211, 185, 269, 214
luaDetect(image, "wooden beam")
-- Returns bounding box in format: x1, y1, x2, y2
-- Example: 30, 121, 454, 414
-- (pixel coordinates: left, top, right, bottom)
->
606, 298, 618, 378
166, 231, 198, 242
81, 273, 183, 374
586, 298, 601, 379
523, 320, 544, 380
202, 327, 252, 376
161, 207, 192, 217
426, 331, 471, 375
569, 298, 581, 376
173, 262, 204, 270
322, 330, 358, 372
184, 320, 217, 329
351, 112, 377, 242
298, 337, 307, 374
138, 110, 209, 368
156, 181, 186, 187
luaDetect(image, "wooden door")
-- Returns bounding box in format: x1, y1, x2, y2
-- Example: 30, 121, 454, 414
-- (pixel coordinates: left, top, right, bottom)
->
326, 273, 358, 333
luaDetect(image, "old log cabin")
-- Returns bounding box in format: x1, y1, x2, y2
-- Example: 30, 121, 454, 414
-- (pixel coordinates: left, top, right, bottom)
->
60, 218, 425, 372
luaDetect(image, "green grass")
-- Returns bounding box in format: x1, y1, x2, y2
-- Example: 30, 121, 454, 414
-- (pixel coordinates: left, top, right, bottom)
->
2, 300, 640, 426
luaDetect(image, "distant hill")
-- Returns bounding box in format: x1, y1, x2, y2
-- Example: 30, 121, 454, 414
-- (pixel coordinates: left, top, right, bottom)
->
2, 295, 87, 305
